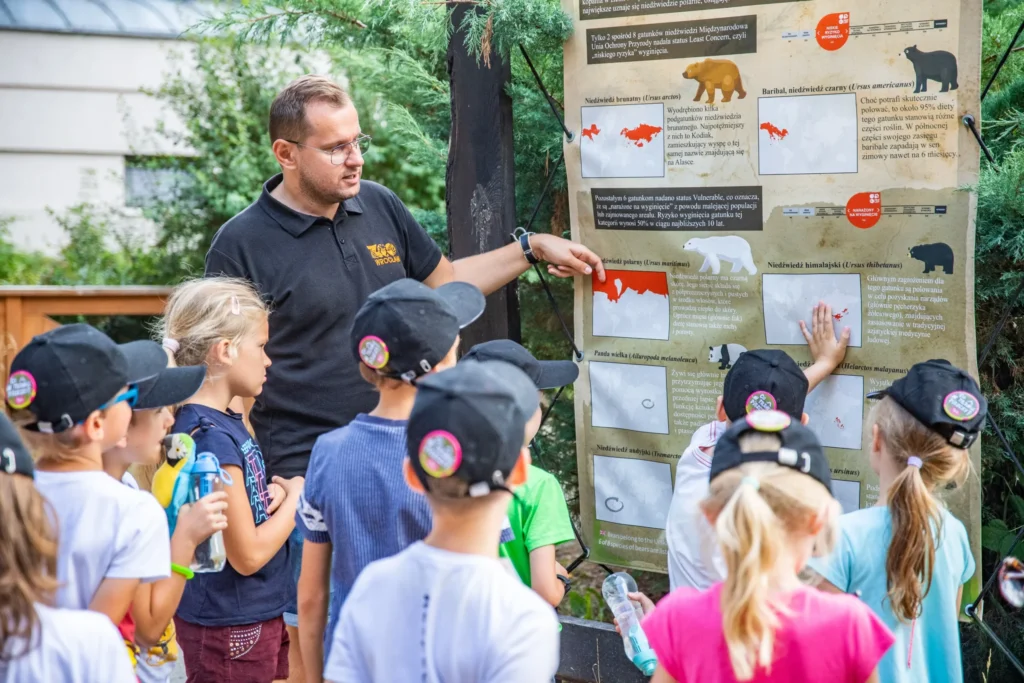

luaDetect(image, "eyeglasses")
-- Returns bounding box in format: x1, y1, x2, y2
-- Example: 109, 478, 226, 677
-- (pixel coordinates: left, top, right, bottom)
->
99, 385, 138, 411
285, 135, 372, 165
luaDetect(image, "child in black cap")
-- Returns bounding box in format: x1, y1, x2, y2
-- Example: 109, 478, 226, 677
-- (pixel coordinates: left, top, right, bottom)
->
295, 278, 485, 679
323, 360, 560, 682
462, 339, 578, 607
6, 324, 171, 632
102, 360, 227, 681
808, 360, 985, 683
643, 411, 894, 683
667, 302, 849, 592
0, 412, 137, 682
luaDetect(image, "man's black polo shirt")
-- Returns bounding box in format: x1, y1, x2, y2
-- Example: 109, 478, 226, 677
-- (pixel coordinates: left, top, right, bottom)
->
205, 174, 442, 479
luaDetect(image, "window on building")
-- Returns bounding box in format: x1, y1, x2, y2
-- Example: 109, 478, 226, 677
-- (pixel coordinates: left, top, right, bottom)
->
124, 159, 191, 208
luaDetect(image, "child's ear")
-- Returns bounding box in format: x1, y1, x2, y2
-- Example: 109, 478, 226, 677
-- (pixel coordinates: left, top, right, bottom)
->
508, 447, 531, 487
403, 458, 426, 494
715, 396, 727, 422
82, 411, 105, 443
871, 424, 883, 455
210, 339, 233, 365
800, 412, 809, 426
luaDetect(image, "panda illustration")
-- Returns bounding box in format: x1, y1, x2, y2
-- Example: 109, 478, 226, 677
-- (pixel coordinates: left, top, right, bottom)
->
709, 343, 747, 370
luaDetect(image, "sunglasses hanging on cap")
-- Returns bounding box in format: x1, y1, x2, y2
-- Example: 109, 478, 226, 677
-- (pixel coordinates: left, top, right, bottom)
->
97, 385, 139, 413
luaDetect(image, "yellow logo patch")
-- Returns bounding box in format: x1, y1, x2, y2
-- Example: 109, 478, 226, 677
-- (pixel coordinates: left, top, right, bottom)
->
366, 243, 401, 266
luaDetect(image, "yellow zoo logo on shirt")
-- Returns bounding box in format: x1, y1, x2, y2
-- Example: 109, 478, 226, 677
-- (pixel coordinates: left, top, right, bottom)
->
366, 243, 401, 266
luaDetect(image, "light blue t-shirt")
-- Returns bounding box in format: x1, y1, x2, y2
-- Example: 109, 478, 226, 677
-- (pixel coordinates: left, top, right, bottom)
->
808, 506, 974, 683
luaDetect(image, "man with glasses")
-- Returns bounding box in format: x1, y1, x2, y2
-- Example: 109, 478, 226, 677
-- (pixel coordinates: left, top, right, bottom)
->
205, 74, 603, 679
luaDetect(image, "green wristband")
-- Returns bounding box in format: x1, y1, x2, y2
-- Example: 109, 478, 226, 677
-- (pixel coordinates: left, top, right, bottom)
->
171, 563, 194, 580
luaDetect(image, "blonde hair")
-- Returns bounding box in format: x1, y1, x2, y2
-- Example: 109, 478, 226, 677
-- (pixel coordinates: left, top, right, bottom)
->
872, 397, 970, 623
9, 410, 98, 465
0, 474, 59, 660
157, 277, 269, 369
700, 432, 840, 681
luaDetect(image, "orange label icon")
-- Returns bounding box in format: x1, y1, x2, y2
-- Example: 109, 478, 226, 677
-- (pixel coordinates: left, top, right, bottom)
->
846, 192, 881, 229
816, 13, 850, 51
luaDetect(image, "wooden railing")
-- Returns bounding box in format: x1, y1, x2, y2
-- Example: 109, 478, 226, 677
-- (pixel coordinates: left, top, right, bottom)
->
0, 286, 172, 378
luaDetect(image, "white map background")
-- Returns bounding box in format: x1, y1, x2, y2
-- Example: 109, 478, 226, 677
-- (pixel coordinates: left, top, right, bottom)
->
593, 455, 674, 529
804, 374, 865, 450
758, 93, 858, 175
832, 479, 862, 515
581, 103, 665, 178
593, 279, 670, 340
589, 361, 668, 434
763, 273, 862, 347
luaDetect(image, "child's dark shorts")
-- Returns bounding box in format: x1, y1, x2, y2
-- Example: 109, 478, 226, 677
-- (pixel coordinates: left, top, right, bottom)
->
174, 615, 289, 683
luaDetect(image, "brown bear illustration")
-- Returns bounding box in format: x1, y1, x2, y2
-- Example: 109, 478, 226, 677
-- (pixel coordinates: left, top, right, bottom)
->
683, 59, 746, 105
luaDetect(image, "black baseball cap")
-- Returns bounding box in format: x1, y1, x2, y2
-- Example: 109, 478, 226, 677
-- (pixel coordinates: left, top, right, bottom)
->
6, 323, 167, 433
0, 412, 34, 479
867, 359, 986, 448
352, 279, 485, 382
722, 349, 809, 421
407, 360, 539, 498
135, 366, 207, 410
710, 410, 833, 493
461, 339, 579, 390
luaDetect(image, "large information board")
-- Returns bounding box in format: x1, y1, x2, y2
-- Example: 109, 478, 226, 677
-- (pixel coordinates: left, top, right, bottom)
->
564, 0, 983, 581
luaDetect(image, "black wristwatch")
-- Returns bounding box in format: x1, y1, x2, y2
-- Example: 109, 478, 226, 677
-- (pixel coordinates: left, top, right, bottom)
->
512, 227, 540, 265
556, 574, 572, 596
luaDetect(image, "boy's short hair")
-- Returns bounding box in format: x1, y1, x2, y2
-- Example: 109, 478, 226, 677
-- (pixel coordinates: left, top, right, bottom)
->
406, 360, 538, 499
721, 349, 808, 421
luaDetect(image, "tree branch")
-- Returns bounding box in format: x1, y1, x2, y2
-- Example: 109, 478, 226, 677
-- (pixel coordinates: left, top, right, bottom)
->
242, 8, 367, 30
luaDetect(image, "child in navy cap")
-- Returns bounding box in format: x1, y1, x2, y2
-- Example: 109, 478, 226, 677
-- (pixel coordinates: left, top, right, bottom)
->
323, 360, 560, 682
809, 360, 985, 683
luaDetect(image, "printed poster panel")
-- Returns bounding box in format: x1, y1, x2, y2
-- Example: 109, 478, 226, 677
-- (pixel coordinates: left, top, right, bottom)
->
563, 0, 983, 594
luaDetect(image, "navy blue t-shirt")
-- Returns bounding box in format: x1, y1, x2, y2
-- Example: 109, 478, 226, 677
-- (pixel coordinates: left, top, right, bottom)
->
174, 404, 293, 626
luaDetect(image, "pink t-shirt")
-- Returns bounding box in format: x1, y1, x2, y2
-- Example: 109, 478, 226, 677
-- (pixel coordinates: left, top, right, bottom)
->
643, 583, 894, 683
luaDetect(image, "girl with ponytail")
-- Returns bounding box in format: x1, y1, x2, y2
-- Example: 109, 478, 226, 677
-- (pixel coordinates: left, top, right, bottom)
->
810, 360, 984, 683
642, 411, 893, 683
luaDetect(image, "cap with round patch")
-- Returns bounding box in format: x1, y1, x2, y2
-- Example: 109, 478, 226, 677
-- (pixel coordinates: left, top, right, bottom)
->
745, 390, 777, 413
745, 410, 792, 432
358, 336, 390, 370
418, 430, 463, 478
5, 370, 37, 410
943, 390, 981, 422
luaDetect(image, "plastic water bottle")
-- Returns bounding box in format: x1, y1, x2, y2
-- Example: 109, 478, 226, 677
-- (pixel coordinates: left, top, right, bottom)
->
189, 452, 227, 573
602, 572, 658, 676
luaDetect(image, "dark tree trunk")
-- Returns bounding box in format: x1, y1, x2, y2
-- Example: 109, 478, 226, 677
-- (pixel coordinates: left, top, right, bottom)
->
445, 3, 521, 345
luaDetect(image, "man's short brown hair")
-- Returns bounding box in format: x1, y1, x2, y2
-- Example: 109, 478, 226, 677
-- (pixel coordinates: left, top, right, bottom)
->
269, 75, 352, 143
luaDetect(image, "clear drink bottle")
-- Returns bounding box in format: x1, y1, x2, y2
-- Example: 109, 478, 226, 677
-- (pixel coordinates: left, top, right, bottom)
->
189, 452, 227, 573
602, 572, 658, 676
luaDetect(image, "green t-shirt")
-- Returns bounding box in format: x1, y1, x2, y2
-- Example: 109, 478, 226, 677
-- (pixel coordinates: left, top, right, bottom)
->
499, 464, 575, 586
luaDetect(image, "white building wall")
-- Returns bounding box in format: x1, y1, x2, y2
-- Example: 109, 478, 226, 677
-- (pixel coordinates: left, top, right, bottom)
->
0, 30, 192, 254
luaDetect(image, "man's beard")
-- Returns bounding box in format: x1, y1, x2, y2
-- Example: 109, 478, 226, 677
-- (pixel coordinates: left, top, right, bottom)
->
297, 167, 358, 206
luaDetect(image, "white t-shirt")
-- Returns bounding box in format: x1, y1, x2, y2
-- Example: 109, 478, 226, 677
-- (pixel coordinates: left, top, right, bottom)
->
325, 541, 560, 683
0, 603, 136, 683
665, 421, 728, 591
35, 470, 170, 610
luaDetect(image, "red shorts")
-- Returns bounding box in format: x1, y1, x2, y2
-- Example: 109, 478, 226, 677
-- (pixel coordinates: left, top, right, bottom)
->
174, 616, 289, 683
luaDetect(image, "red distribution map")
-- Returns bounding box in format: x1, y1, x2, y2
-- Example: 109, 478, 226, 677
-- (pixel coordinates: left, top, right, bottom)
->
582, 124, 601, 140
620, 124, 663, 148
760, 121, 788, 141
593, 270, 669, 303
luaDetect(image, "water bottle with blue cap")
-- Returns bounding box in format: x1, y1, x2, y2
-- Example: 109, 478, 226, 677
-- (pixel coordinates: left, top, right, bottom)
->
602, 572, 658, 676
189, 452, 229, 573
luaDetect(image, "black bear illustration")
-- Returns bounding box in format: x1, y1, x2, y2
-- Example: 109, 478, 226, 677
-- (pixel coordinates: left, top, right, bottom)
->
904, 46, 958, 93
909, 242, 954, 275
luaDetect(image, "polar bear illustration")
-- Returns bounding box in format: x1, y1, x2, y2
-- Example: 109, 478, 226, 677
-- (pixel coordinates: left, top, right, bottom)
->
684, 236, 757, 275
709, 343, 747, 370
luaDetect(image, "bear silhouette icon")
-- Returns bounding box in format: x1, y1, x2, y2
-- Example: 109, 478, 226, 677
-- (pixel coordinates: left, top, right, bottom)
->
904, 46, 958, 93
709, 343, 747, 370
683, 59, 746, 105
684, 236, 757, 275
909, 242, 954, 275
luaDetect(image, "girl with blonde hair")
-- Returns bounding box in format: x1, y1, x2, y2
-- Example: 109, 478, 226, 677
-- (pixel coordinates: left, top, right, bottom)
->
642, 411, 893, 683
810, 360, 983, 683
161, 277, 303, 683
